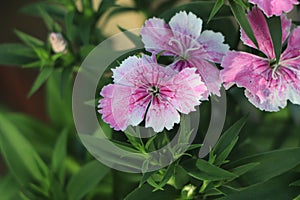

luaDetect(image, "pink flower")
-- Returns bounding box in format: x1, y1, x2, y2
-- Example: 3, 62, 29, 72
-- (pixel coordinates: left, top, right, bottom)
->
98, 55, 207, 132
141, 11, 229, 99
221, 8, 300, 112
249, 0, 299, 17
49, 33, 67, 53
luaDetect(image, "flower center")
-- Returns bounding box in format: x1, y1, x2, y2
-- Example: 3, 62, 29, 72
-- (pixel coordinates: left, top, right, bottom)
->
168, 37, 201, 60
269, 59, 281, 80
149, 86, 160, 96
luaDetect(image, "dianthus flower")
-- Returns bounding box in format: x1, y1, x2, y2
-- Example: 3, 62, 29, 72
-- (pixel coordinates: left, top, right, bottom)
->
98, 55, 207, 132
221, 8, 300, 112
141, 11, 229, 99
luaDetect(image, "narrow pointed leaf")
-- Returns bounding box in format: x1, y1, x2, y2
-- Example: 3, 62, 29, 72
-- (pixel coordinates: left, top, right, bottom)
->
267, 16, 282, 63
51, 128, 69, 181
0, 114, 48, 185
213, 116, 247, 165
0, 43, 36, 66
14, 30, 44, 47
181, 159, 237, 181
227, 147, 300, 185
66, 160, 110, 200
208, 0, 224, 23
229, 0, 258, 47
222, 173, 299, 200
28, 67, 54, 97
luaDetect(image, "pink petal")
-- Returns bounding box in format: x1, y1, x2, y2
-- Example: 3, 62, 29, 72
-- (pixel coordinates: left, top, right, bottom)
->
281, 14, 292, 44
190, 58, 222, 98
145, 99, 180, 132
281, 27, 300, 61
112, 55, 174, 86
221, 51, 290, 111
169, 11, 202, 39
198, 30, 229, 63
249, 0, 299, 17
112, 56, 142, 86
244, 89, 287, 112
141, 18, 175, 55
240, 8, 275, 58
286, 83, 300, 105
164, 68, 207, 114
98, 84, 149, 131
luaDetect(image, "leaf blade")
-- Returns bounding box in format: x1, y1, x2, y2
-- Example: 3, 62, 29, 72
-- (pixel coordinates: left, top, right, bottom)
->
229, 0, 258, 47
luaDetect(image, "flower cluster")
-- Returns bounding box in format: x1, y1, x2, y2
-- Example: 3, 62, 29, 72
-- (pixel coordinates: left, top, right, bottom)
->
99, 1, 300, 132
98, 11, 228, 132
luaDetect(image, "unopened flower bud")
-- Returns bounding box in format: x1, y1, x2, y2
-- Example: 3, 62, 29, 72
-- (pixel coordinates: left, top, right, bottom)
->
49, 33, 67, 53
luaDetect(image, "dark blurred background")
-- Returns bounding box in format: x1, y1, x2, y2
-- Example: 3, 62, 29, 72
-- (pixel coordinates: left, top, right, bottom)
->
0, 0, 49, 175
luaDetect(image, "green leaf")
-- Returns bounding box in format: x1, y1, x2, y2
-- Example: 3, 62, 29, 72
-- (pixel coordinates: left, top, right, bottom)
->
153, 162, 176, 191
21, 2, 66, 20
229, 162, 260, 177
66, 160, 110, 200
65, 11, 76, 41
117, 26, 144, 48
139, 171, 156, 188
160, 1, 232, 22
28, 67, 54, 97
232, 0, 248, 9
222, 173, 299, 200
14, 30, 44, 47
38, 6, 62, 32
294, 194, 300, 200
172, 165, 190, 189
290, 180, 300, 187
96, 0, 116, 18
267, 16, 282, 63
227, 147, 300, 185
124, 184, 180, 200
181, 159, 237, 181
229, 0, 258, 47
0, 43, 36, 66
60, 66, 73, 97
106, 6, 138, 20
0, 174, 19, 200
4, 112, 56, 157
51, 128, 69, 181
213, 116, 248, 166
208, 0, 224, 23
0, 114, 48, 186
46, 72, 73, 127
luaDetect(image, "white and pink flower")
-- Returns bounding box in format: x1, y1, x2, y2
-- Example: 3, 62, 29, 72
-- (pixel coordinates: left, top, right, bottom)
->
221, 8, 300, 112
98, 55, 207, 132
141, 11, 229, 99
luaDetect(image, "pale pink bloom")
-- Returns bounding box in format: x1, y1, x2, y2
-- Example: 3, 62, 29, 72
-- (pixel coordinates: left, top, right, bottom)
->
141, 11, 229, 99
221, 8, 300, 112
249, 0, 299, 17
49, 33, 67, 53
98, 55, 207, 132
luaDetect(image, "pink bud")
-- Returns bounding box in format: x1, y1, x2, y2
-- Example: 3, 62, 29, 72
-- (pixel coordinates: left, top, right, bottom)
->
49, 33, 67, 53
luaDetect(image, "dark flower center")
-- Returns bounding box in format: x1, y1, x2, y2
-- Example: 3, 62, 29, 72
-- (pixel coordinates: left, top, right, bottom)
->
149, 86, 160, 96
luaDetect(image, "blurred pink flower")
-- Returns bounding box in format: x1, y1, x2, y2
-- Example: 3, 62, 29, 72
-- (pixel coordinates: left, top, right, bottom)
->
249, 0, 299, 17
221, 8, 300, 112
141, 11, 229, 99
98, 55, 207, 132
49, 33, 67, 53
